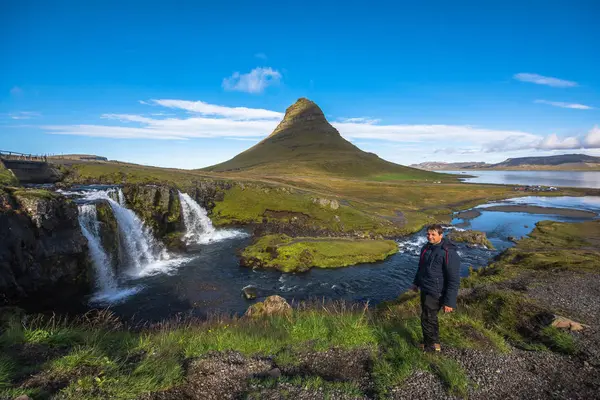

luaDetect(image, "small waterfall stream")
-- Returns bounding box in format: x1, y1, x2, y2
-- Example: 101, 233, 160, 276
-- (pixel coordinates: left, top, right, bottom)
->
178, 191, 247, 244
78, 204, 118, 292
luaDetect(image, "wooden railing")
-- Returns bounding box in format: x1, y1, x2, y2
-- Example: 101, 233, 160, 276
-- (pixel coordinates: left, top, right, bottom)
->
0, 150, 47, 162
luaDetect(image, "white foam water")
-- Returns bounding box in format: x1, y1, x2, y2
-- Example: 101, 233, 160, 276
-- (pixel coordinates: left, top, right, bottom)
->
77, 203, 141, 303
178, 191, 248, 244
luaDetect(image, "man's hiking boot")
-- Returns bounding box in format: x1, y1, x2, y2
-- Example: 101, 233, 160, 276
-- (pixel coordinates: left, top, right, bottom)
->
419, 343, 441, 353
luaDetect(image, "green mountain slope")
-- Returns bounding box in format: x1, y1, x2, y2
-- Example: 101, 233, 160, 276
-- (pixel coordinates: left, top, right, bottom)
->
203, 98, 443, 180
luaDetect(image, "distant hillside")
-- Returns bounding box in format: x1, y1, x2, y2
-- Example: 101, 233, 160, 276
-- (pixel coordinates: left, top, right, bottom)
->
410, 161, 490, 171
412, 154, 600, 171
203, 98, 445, 180
491, 154, 600, 168
49, 154, 108, 162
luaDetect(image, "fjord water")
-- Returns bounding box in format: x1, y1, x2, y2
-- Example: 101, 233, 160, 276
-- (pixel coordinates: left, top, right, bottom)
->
439, 170, 600, 188
67, 187, 600, 322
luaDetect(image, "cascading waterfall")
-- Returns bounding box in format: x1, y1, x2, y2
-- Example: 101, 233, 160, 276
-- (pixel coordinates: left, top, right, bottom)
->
72, 187, 188, 303
78, 204, 118, 292
178, 191, 247, 244
77, 202, 140, 302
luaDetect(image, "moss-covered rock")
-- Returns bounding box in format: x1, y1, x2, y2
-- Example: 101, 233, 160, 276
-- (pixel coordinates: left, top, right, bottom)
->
448, 229, 495, 249
0, 161, 18, 186
121, 184, 183, 249
95, 200, 120, 273
240, 234, 398, 272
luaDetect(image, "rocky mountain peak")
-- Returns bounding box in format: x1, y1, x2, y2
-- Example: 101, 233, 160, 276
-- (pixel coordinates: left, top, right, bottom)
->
268, 98, 331, 138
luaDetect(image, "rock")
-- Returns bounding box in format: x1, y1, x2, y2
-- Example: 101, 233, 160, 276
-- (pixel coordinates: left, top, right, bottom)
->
121, 184, 183, 248
245, 295, 291, 318
95, 199, 120, 273
13, 395, 32, 400
0, 188, 91, 309
508, 236, 518, 243
448, 229, 495, 249
551, 315, 590, 331
312, 197, 340, 210
242, 286, 258, 300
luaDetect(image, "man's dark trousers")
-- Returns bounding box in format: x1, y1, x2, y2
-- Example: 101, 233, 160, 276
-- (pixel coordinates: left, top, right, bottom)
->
420, 292, 442, 346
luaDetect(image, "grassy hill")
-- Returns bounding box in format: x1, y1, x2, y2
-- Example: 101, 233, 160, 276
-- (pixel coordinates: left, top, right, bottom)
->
203, 98, 445, 181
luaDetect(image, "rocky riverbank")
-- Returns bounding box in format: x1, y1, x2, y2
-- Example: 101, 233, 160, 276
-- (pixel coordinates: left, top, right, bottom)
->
1, 219, 598, 399
0, 187, 91, 308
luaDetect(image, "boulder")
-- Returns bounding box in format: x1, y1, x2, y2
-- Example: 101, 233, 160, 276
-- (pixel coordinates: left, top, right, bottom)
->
244, 295, 291, 318
448, 229, 495, 249
551, 315, 590, 331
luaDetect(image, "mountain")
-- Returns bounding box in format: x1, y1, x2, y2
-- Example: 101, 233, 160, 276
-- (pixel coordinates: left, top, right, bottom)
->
203, 98, 442, 179
491, 154, 600, 169
410, 161, 490, 171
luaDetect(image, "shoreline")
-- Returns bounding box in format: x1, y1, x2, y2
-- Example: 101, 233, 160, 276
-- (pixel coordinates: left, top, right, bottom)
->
483, 204, 598, 218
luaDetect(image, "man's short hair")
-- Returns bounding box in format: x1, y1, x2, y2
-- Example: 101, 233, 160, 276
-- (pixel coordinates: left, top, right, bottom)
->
426, 224, 444, 235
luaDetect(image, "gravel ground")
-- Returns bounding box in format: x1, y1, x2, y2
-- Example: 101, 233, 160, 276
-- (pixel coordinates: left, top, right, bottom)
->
526, 271, 600, 324
139, 271, 600, 400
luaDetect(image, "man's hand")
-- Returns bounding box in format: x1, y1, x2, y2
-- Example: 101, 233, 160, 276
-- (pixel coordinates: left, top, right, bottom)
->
443, 305, 454, 313
410, 285, 418, 292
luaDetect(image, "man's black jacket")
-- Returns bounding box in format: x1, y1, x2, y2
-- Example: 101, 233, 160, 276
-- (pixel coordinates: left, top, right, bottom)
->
413, 238, 461, 308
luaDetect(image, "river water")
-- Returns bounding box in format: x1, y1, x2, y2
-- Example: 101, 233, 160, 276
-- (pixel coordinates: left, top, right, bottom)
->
56, 186, 600, 322
437, 170, 600, 188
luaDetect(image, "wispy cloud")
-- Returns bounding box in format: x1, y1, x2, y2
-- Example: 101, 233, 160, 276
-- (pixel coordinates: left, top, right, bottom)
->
534, 99, 593, 110
222, 67, 282, 94
583, 126, 600, 148
147, 99, 283, 120
9, 111, 41, 120
39, 99, 600, 157
10, 86, 23, 96
337, 117, 381, 124
513, 73, 578, 88
486, 126, 600, 152
254, 53, 267, 60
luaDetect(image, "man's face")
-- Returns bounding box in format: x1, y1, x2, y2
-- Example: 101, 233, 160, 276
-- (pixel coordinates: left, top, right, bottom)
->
426, 229, 443, 244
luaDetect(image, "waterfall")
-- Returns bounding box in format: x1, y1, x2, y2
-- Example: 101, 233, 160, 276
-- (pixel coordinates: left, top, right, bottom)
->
78, 204, 118, 292
107, 195, 171, 273
178, 191, 247, 244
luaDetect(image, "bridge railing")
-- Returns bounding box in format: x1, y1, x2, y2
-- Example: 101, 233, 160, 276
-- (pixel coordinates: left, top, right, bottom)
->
0, 150, 47, 162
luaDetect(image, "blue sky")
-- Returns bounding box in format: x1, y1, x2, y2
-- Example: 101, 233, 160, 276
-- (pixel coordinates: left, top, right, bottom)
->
1, 0, 599, 168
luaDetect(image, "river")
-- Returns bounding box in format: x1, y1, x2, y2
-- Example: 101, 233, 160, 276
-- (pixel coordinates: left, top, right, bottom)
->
59, 186, 600, 322
437, 170, 600, 189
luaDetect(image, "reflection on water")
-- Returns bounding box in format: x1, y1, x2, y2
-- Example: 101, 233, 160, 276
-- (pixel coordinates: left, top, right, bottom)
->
438, 170, 600, 189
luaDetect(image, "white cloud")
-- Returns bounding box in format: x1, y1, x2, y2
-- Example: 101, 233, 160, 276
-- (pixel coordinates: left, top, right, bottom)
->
535, 100, 593, 110
337, 117, 381, 124
10, 86, 23, 96
583, 126, 600, 147
222, 67, 282, 94
513, 73, 578, 88
148, 99, 283, 120
9, 111, 41, 120
538, 134, 581, 150
39, 99, 600, 162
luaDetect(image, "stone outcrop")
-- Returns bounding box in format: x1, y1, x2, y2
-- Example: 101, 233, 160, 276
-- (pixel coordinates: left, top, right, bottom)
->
448, 229, 495, 249
121, 184, 183, 248
551, 315, 590, 331
0, 188, 91, 307
244, 295, 291, 318
95, 199, 120, 273
187, 180, 233, 213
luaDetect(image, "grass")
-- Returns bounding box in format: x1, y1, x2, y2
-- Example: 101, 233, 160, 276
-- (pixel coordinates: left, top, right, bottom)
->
11, 188, 58, 201
52, 159, 590, 239
240, 234, 398, 272
0, 162, 18, 186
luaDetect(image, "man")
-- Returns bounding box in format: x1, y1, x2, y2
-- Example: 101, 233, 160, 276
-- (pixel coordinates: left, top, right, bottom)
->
411, 224, 461, 352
